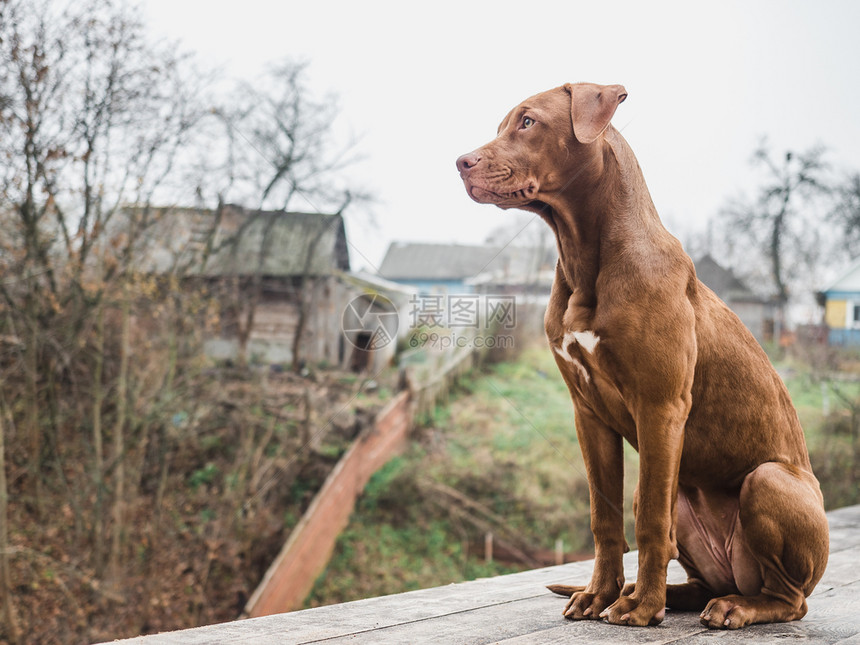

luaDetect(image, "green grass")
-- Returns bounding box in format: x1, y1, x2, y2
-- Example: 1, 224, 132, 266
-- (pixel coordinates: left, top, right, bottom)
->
304, 452, 523, 607
778, 363, 860, 510
784, 373, 860, 438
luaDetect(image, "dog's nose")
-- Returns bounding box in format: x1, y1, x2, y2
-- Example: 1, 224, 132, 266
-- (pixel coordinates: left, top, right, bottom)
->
456, 152, 481, 174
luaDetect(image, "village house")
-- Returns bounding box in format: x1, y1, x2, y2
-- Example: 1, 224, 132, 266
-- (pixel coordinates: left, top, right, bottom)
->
817, 258, 860, 347
694, 254, 772, 344
134, 204, 411, 370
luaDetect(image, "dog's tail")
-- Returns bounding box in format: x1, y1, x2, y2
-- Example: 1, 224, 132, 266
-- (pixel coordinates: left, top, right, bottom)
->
546, 584, 586, 597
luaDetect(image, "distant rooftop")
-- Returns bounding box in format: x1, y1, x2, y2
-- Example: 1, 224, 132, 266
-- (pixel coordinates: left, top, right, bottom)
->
822, 257, 860, 294
694, 254, 764, 303
379, 242, 556, 282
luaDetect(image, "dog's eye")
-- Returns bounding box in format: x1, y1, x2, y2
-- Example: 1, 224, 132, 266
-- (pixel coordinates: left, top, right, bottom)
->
522, 117, 535, 129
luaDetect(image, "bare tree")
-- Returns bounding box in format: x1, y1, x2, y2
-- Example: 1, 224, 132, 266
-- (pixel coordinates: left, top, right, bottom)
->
212, 60, 362, 213
829, 173, 860, 258
0, 384, 21, 644
0, 2, 375, 636
716, 142, 830, 335
0, 0, 207, 580
209, 61, 367, 369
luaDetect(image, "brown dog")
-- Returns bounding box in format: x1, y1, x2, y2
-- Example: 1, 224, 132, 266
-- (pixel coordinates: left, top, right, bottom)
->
456, 83, 829, 629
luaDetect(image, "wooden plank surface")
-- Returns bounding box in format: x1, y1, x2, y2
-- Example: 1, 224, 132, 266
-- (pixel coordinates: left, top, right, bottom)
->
105, 504, 860, 644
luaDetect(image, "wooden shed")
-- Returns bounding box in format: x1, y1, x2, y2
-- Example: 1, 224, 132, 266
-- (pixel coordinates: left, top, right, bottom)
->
132, 204, 355, 367
197, 205, 352, 367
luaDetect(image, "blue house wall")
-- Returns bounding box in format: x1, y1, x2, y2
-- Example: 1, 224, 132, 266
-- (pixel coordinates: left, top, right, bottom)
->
828, 328, 860, 347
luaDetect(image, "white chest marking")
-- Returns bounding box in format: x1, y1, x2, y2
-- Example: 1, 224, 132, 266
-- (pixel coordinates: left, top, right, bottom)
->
572, 330, 600, 354
570, 357, 590, 382
553, 331, 594, 383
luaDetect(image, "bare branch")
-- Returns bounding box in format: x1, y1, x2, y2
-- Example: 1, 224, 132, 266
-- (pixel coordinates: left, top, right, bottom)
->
715, 142, 832, 321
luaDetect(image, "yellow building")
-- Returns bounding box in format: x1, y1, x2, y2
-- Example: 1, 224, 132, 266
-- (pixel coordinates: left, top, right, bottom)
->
820, 259, 860, 346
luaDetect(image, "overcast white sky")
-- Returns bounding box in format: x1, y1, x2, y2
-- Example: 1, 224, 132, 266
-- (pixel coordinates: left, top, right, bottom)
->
142, 0, 860, 275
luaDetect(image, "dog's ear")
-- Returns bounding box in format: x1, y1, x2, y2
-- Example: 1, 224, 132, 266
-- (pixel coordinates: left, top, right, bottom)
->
566, 83, 627, 144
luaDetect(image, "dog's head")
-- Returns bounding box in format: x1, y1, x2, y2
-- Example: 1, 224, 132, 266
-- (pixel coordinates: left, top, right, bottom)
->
456, 83, 627, 211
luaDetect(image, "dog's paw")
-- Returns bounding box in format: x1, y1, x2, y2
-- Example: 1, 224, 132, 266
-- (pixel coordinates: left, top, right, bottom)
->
563, 590, 617, 620
700, 595, 753, 629
600, 595, 666, 626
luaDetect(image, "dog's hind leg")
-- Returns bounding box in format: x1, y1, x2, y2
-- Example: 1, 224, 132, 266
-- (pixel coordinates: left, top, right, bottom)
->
699, 462, 829, 629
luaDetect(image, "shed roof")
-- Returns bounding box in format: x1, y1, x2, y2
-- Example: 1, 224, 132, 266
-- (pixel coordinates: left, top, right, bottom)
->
204, 206, 349, 277
132, 204, 349, 277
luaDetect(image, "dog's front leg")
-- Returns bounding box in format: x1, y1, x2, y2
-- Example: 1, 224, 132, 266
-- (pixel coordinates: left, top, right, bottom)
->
563, 405, 627, 620
602, 401, 688, 626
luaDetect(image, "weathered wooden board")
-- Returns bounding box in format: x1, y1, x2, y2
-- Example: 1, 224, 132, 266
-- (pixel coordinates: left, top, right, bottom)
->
104, 504, 860, 645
